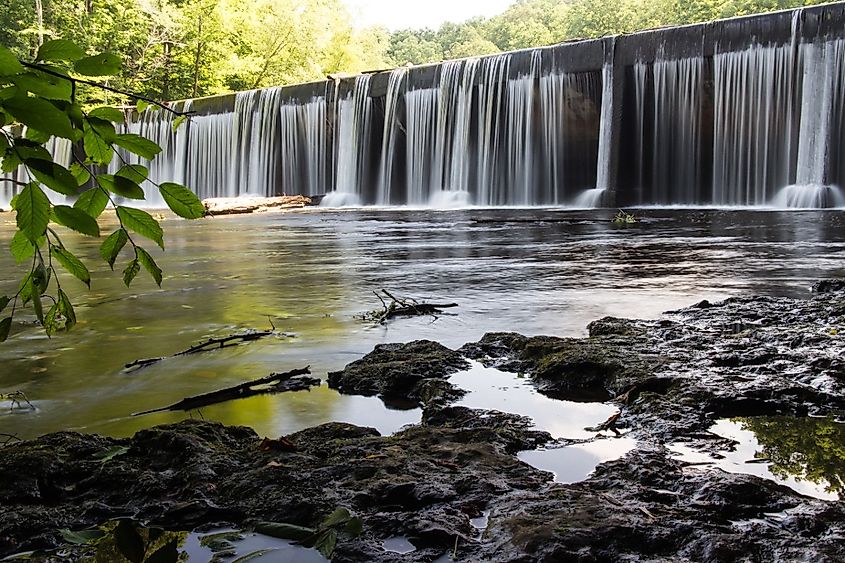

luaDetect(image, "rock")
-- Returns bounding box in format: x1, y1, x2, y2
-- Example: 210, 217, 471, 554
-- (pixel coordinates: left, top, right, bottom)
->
327, 340, 470, 405
812, 279, 845, 294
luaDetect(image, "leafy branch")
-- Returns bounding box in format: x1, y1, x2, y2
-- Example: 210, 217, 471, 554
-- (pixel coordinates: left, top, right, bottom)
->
0, 39, 207, 343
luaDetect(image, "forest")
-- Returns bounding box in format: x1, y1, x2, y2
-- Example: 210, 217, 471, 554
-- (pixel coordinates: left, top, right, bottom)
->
0, 0, 832, 104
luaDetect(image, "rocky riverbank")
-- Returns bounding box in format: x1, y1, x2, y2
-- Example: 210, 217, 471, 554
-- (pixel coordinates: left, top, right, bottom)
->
2, 283, 844, 561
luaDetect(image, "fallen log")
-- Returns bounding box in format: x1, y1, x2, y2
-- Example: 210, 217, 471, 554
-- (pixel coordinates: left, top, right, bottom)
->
124, 330, 288, 373
133, 367, 318, 416
360, 289, 458, 325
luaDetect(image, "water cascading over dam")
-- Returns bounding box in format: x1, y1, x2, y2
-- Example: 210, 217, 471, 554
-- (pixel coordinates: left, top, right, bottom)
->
2, 3, 844, 209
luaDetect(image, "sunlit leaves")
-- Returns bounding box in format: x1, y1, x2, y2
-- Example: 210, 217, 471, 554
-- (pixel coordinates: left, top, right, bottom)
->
25, 158, 78, 196
98, 174, 145, 200
159, 183, 205, 219
136, 100, 150, 113
0, 46, 24, 76
51, 245, 91, 288
15, 183, 50, 243
113, 134, 162, 160
116, 206, 163, 249
136, 247, 162, 287
116, 164, 149, 184
74, 53, 122, 77
83, 127, 114, 165
74, 188, 109, 218
12, 71, 73, 101
171, 114, 187, 131
36, 40, 85, 63
9, 231, 37, 263
122, 259, 140, 287
100, 229, 128, 270
52, 205, 100, 237
89, 107, 125, 123
2, 95, 75, 140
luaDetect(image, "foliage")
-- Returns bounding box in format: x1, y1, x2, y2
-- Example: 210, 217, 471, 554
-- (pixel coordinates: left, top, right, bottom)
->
255, 507, 364, 559
0, 39, 206, 343
55, 519, 187, 563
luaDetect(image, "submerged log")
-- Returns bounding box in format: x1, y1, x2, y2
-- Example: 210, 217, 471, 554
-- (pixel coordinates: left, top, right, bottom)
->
133, 367, 317, 415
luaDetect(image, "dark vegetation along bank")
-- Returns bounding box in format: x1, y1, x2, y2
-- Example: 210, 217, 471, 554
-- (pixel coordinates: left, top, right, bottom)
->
2, 282, 845, 561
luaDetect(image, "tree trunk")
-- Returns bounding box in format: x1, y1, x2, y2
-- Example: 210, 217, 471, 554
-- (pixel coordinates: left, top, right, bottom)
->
34, 0, 44, 49
192, 14, 203, 98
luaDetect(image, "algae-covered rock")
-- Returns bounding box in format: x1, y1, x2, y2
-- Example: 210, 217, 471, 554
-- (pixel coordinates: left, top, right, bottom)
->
327, 340, 469, 405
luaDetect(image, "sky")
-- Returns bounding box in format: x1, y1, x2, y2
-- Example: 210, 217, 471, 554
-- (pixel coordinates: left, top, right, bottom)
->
344, 0, 514, 30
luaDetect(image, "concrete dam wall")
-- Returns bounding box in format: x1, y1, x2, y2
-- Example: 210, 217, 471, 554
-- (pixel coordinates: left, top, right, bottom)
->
94, 3, 845, 207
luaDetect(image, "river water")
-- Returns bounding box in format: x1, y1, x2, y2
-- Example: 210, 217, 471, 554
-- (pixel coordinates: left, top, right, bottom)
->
1, 207, 845, 443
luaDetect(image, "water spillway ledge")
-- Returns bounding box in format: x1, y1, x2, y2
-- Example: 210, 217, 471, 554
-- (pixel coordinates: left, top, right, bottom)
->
3, 282, 845, 560
5, 3, 844, 210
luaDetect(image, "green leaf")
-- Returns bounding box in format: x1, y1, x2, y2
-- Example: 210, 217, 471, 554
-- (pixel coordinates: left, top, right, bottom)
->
122, 259, 140, 287
344, 516, 363, 538
32, 290, 44, 324
33, 259, 50, 296
93, 445, 129, 462
37, 40, 85, 63
0, 45, 24, 76
113, 134, 162, 160
44, 301, 61, 336
24, 126, 51, 143
18, 272, 34, 305
26, 158, 78, 196
3, 95, 75, 140
144, 538, 180, 563
74, 187, 109, 218
100, 229, 128, 269
83, 127, 113, 165
74, 53, 122, 77
117, 206, 163, 249
113, 519, 145, 563
0, 317, 10, 342
116, 164, 148, 184
136, 100, 150, 113
0, 296, 9, 313
58, 288, 76, 331
321, 508, 352, 528
10, 231, 37, 263
99, 174, 145, 200
312, 529, 337, 559
159, 183, 205, 219
172, 114, 187, 132
70, 162, 91, 186
15, 182, 50, 242
253, 522, 316, 542
12, 71, 73, 101
53, 205, 100, 237
52, 245, 91, 288
60, 528, 104, 545
89, 106, 125, 123
86, 116, 116, 142
136, 247, 162, 287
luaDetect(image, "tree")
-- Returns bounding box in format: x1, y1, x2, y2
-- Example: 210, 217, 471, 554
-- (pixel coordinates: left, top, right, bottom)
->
0, 39, 206, 343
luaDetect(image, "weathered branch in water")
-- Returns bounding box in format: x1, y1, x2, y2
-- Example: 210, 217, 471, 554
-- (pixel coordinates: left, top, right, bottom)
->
124, 330, 288, 373
359, 289, 459, 325
133, 366, 317, 416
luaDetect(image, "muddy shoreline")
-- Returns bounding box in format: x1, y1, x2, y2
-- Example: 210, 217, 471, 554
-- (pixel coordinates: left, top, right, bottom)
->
2, 283, 844, 561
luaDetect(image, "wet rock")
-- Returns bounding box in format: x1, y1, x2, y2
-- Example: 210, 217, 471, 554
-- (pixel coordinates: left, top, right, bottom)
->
812, 279, 845, 294
327, 340, 469, 405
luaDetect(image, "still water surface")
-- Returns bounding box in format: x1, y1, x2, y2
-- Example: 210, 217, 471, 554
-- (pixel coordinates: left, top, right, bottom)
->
1, 208, 844, 442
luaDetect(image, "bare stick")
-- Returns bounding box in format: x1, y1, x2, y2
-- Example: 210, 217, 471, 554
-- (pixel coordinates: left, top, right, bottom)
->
133, 367, 317, 415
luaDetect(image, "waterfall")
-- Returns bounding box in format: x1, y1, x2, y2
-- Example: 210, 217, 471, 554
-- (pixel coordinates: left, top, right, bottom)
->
332, 75, 372, 205
712, 44, 796, 205
405, 88, 437, 205
594, 39, 615, 193
376, 68, 407, 205
475, 54, 510, 206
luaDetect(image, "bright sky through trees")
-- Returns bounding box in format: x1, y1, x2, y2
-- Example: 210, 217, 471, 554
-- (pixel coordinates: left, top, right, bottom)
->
345, 0, 514, 30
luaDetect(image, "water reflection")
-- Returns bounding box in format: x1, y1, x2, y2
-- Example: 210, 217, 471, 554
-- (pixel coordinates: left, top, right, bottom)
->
1, 209, 845, 439
668, 417, 845, 500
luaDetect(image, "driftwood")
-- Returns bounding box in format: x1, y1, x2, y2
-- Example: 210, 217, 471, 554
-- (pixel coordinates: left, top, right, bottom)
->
124, 330, 286, 373
360, 290, 458, 325
1, 391, 35, 411
133, 366, 318, 416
